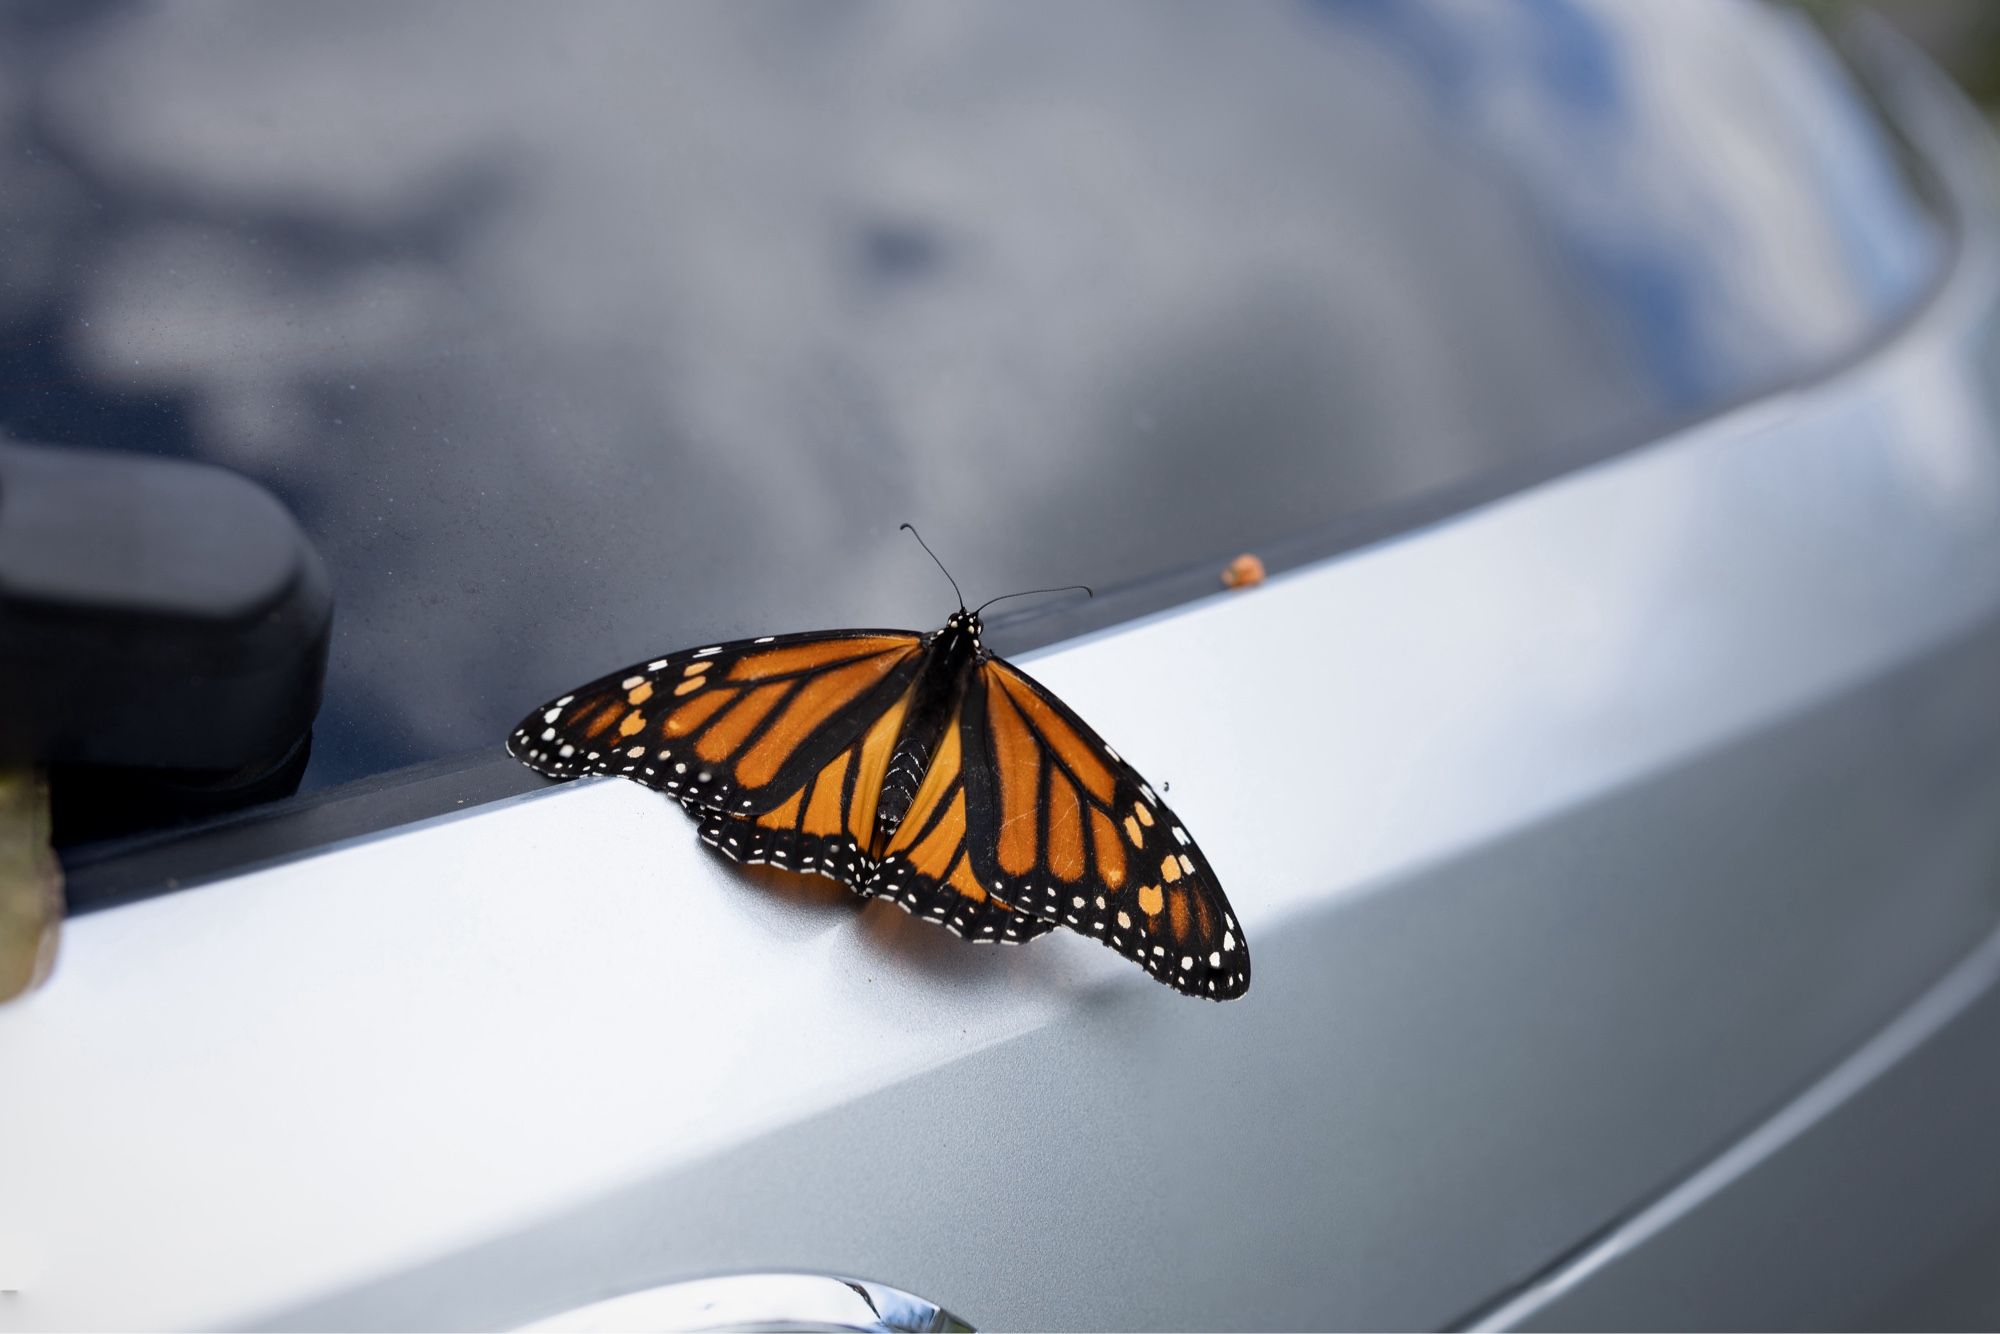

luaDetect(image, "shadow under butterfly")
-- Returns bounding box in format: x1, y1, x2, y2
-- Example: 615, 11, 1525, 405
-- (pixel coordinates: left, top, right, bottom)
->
509, 527, 1248, 1000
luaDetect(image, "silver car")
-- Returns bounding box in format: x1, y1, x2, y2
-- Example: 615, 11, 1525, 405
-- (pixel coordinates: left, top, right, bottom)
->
4, 2, 1999, 1329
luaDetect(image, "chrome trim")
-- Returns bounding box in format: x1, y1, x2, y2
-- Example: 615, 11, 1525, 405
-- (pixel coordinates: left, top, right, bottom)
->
518, 1273, 972, 1333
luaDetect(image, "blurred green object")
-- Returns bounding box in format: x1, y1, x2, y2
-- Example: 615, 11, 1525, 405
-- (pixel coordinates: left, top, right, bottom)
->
1802, 1, 2000, 119
0, 768, 61, 1002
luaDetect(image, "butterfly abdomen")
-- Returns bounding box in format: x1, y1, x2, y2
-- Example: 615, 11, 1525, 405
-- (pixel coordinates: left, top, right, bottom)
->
869, 620, 979, 854
877, 734, 932, 837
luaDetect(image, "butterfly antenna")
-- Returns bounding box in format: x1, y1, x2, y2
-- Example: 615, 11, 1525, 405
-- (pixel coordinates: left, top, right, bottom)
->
900, 523, 965, 610
974, 583, 1095, 616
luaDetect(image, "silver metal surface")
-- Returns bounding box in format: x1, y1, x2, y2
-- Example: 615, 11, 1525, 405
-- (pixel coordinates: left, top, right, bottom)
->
5, 10, 2000, 1334
1466, 919, 2000, 1331
517, 1273, 970, 1333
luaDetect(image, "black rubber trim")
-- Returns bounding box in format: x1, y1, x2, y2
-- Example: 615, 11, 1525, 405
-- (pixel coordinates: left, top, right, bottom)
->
56, 14, 1971, 916
59, 750, 553, 913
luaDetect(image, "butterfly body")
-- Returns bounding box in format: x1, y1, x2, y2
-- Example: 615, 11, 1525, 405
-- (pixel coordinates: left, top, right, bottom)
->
510, 607, 1249, 999
874, 610, 983, 846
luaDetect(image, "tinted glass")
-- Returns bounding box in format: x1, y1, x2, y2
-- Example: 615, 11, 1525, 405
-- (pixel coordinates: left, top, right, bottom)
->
0, 1, 1942, 791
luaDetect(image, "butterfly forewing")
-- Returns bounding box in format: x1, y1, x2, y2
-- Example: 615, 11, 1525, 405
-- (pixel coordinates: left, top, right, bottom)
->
958, 658, 1250, 1000
508, 629, 923, 816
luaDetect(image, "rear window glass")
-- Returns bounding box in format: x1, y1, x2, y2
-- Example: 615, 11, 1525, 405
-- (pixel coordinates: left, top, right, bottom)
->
1, 1, 1943, 792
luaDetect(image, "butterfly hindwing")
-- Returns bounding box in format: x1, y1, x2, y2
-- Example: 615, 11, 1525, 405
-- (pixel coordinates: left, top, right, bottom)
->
863, 701, 1059, 943
509, 629, 923, 816
958, 658, 1249, 1000
694, 687, 1057, 942
691, 678, 918, 889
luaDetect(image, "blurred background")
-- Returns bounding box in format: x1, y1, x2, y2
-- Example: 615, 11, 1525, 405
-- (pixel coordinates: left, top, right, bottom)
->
0, 0, 1960, 799
1825, 1, 2000, 117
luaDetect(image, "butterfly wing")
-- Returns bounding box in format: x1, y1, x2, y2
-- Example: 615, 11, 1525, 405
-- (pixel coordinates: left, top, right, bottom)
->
863, 698, 1058, 942
957, 657, 1250, 1000
508, 625, 1234, 981
690, 675, 926, 893
509, 629, 924, 819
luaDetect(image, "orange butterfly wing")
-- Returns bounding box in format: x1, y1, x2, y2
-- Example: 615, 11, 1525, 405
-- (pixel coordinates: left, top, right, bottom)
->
511, 625, 1245, 996
690, 680, 1042, 942
864, 701, 1058, 942
956, 657, 1249, 1000
510, 630, 922, 818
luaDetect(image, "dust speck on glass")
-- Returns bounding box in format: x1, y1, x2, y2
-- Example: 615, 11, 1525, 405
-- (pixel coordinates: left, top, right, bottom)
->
0, 2, 1940, 792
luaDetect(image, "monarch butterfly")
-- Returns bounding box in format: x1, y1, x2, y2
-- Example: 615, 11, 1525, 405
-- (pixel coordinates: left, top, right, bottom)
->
508, 530, 1249, 1000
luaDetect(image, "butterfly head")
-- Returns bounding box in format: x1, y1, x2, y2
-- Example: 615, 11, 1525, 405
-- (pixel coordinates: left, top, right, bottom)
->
941, 607, 984, 652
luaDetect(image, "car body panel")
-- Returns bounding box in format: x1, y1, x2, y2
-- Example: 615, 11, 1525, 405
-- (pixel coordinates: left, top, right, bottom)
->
10, 88, 2000, 1318
1473, 921, 2000, 1331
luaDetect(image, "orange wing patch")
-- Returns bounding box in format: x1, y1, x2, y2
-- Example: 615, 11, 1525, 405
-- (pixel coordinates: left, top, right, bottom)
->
738, 678, 915, 856
985, 682, 1041, 875
1090, 809, 1126, 888
664, 687, 737, 738
801, 750, 852, 838
727, 635, 913, 681
993, 670, 1115, 802
946, 854, 989, 903
696, 681, 789, 762
887, 716, 962, 860
757, 788, 804, 833
576, 699, 626, 739
736, 653, 906, 789
846, 689, 912, 846
906, 791, 968, 878
1046, 768, 1085, 882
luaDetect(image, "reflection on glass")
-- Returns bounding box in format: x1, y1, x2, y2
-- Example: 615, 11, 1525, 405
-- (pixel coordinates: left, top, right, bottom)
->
0, 1, 1941, 790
